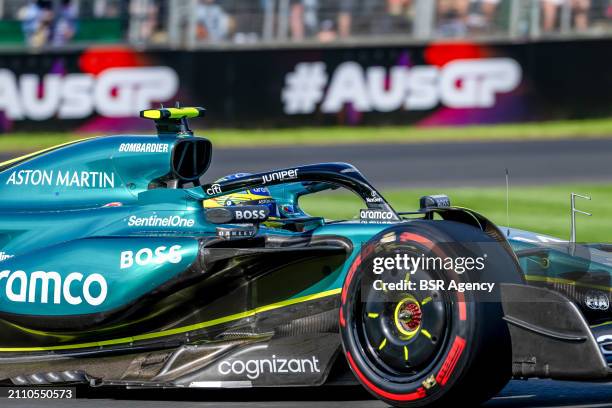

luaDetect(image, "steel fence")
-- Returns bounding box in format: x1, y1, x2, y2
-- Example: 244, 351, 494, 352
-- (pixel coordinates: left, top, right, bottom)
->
0, 0, 610, 49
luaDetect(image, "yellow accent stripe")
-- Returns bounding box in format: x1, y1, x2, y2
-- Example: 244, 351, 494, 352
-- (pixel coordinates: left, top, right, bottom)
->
0, 137, 96, 170
3, 321, 76, 342
421, 329, 432, 340
167, 107, 201, 119
142, 110, 162, 119
378, 338, 387, 350
591, 321, 612, 329
525, 274, 612, 293
421, 297, 432, 305
404, 346, 409, 361
141, 107, 203, 120
6, 304, 178, 342
367, 313, 379, 319
0, 288, 341, 352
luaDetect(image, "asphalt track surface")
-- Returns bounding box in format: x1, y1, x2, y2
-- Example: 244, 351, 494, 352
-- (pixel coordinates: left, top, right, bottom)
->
2, 138, 612, 407
2, 379, 612, 407
2, 138, 612, 188
206, 138, 612, 188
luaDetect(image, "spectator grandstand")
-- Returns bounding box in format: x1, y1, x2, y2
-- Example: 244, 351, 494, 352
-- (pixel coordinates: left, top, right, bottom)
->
0, 0, 610, 48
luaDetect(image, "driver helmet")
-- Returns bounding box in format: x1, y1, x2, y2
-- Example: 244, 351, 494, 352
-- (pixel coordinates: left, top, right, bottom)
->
203, 173, 278, 217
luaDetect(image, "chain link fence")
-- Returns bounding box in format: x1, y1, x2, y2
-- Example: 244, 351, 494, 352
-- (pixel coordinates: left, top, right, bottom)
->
0, 0, 610, 48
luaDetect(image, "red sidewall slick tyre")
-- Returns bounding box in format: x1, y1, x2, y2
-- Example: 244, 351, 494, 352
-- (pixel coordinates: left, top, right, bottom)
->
339, 221, 522, 408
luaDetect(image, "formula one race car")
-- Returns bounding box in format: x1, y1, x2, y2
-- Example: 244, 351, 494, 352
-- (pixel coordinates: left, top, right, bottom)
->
0, 107, 611, 407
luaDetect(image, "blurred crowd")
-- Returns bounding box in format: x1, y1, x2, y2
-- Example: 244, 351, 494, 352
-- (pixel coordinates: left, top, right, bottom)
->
2, 0, 612, 47
16, 0, 78, 47
435, 0, 602, 37
165, 0, 612, 43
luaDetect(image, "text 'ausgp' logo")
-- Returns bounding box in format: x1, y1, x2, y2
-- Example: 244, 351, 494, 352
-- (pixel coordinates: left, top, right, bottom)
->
0, 67, 178, 121
282, 58, 521, 114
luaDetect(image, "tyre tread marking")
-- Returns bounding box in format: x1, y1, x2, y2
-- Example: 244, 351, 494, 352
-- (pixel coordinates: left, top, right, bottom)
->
435, 335, 466, 386
346, 352, 427, 401
399, 232, 434, 248
342, 254, 362, 305
457, 292, 467, 321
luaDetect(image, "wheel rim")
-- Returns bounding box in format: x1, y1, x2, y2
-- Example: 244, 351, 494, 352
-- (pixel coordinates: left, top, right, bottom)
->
393, 295, 422, 338
352, 248, 452, 381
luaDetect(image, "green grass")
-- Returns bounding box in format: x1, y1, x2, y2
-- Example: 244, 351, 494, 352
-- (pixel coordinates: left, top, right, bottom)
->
300, 183, 612, 242
2, 118, 612, 152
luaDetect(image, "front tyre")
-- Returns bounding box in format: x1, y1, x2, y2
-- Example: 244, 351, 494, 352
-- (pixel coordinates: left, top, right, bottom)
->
339, 221, 522, 407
